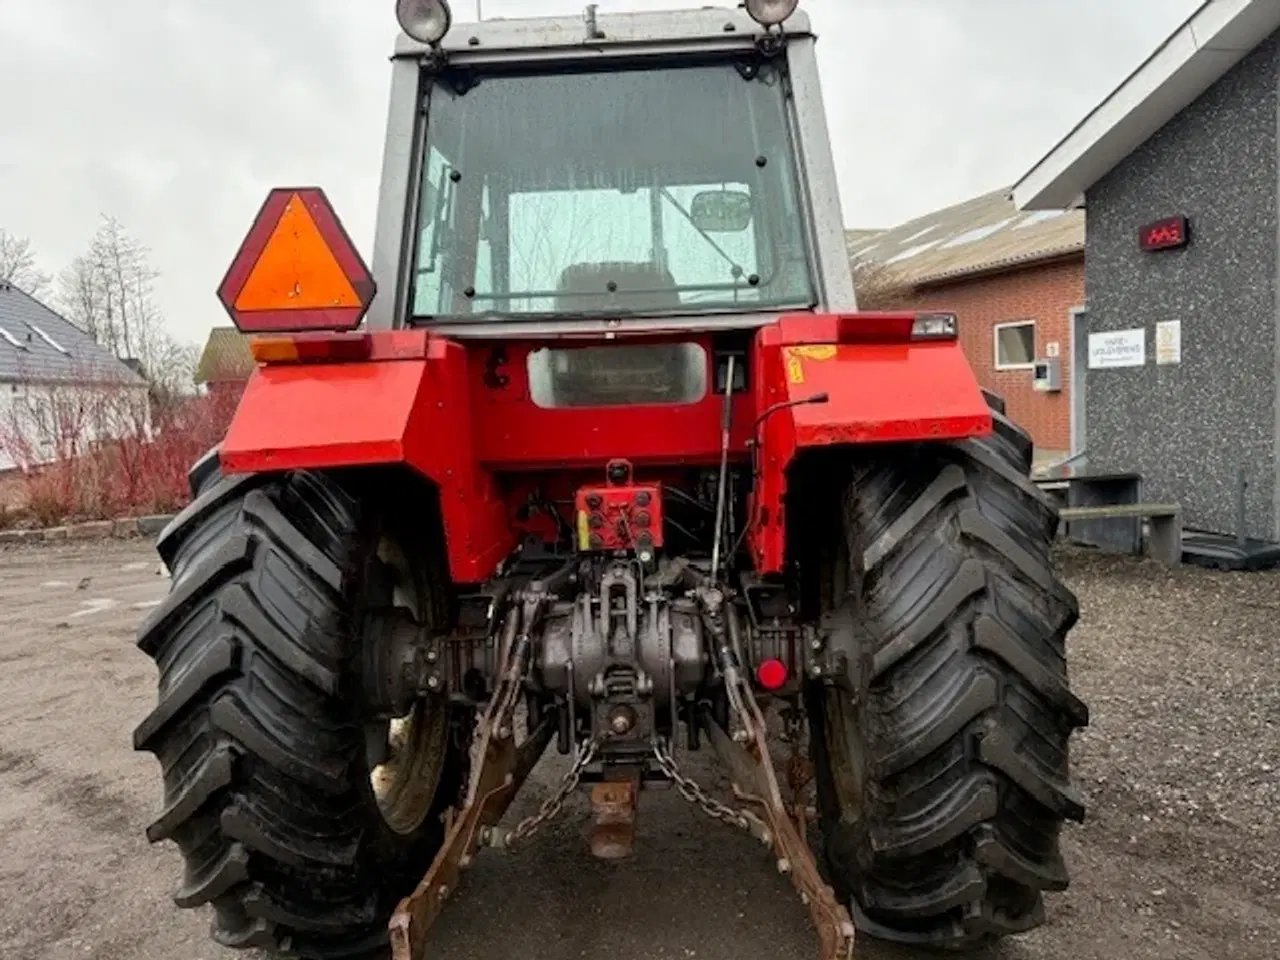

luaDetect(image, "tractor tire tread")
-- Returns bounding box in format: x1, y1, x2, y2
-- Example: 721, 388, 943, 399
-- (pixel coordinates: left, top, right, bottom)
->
133, 636, 241, 753
870, 653, 999, 779
868, 771, 999, 858
156, 473, 267, 572
219, 584, 342, 696
187, 445, 224, 498
861, 860, 985, 918
242, 883, 379, 934
221, 798, 362, 869
174, 841, 251, 909
208, 693, 350, 792
212, 914, 279, 951
972, 824, 1069, 891
134, 467, 458, 958
145, 742, 237, 843
977, 722, 1086, 823
814, 393, 1088, 949
136, 532, 256, 658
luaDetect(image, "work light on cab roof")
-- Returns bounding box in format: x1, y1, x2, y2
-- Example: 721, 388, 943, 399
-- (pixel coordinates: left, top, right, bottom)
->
743, 0, 799, 27
396, 0, 452, 45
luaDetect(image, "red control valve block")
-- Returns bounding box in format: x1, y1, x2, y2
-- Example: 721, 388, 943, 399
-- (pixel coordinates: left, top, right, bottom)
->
575, 459, 664, 561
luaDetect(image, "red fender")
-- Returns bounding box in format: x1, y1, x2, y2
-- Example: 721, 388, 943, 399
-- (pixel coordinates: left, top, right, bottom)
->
746, 313, 993, 574
219, 331, 514, 584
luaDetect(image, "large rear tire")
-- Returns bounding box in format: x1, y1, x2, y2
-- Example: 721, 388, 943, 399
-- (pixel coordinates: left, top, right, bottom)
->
807, 398, 1089, 949
133, 467, 466, 959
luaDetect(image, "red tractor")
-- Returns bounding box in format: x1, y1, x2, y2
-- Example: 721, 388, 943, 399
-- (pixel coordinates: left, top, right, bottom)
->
133, 3, 1088, 958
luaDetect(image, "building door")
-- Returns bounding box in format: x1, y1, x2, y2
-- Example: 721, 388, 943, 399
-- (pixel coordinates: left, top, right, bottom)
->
1070, 307, 1088, 458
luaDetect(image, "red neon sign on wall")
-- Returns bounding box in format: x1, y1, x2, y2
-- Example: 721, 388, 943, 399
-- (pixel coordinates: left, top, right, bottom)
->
1139, 215, 1190, 252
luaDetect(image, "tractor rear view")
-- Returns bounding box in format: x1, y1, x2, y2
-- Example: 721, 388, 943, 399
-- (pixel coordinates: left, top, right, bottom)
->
132, 3, 1089, 958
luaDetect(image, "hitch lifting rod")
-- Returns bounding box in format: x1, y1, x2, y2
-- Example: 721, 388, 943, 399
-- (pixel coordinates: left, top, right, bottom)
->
710, 354, 736, 582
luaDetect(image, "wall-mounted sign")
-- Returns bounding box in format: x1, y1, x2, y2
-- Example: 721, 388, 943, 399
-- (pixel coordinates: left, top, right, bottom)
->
1156, 320, 1181, 365
1139, 215, 1190, 252
1088, 328, 1146, 369
1045, 341, 1060, 357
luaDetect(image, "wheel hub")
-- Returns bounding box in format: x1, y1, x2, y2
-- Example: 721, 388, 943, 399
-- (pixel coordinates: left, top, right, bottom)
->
364, 537, 451, 836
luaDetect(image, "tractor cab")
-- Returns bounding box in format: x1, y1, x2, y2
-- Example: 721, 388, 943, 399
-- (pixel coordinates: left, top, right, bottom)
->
368, 0, 856, 338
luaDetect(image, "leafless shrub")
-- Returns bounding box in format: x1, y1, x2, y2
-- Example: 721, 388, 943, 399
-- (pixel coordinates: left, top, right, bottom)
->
0, 372, 236, 526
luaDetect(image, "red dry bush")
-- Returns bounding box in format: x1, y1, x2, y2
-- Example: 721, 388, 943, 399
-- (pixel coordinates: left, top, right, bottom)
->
0, 383, 238, 526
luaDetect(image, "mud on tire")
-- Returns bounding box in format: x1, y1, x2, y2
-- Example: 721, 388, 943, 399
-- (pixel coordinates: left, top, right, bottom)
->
805, 396, 1090, 948
132, 467, 465, 959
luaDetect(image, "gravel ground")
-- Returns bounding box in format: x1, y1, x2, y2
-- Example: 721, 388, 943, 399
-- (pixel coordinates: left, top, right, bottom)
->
0, 539, 1277, 960
1036, 545, 1280, 959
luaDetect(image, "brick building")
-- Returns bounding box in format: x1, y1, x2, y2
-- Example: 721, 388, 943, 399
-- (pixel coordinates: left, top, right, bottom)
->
848, 187, 1085, 459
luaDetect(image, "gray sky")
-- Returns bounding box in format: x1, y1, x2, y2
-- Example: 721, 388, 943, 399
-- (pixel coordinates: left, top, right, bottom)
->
0, 0, 1201, 348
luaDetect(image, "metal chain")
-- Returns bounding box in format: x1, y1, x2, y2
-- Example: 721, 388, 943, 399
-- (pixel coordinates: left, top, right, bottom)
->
501, 738, 599, 849
651, 738, 752, 832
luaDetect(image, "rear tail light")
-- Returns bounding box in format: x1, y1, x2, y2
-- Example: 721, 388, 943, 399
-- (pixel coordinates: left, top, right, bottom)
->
835, 312, 959, 343
250, 332, 373, 365
756, 658, 789, 691
911, 313, 958, 339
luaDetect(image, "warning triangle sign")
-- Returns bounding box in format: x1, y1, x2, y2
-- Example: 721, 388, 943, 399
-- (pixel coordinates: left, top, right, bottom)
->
234, 193, 361, 311
218, 187, 376, 332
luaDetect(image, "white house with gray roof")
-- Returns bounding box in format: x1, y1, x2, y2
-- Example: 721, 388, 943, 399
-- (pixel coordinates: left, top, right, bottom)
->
0, 280, 149, 472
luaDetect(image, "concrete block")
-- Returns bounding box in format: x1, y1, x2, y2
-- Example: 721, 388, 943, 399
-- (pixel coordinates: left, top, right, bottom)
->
1146, 512, 1184, 567
0, 529, 41, 545
67, 520, 115, 540
112, 518, 140, 538
137, 515, 176, 537
43, 526, 70, 541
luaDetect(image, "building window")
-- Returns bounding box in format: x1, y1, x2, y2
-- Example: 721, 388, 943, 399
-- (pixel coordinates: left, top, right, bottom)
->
994, 320, 1036, 370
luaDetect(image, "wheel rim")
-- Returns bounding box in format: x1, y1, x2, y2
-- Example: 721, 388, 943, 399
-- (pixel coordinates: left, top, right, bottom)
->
817, 525, 865, 824
368, 536, 450, 836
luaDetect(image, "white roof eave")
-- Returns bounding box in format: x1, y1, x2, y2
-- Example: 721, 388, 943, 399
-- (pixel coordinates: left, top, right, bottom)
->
1013, 0, 1280, 211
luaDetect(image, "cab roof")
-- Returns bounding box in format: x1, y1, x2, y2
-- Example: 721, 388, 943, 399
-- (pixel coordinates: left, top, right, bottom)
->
393, 5, 813, 58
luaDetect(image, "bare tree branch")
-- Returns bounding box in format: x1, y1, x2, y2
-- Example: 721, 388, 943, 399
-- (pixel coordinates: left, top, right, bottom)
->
56, 215, 199, 399
148, 339, 202, 405
0, 228, 53, 298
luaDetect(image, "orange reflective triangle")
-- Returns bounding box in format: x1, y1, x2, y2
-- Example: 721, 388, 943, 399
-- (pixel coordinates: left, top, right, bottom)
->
234, 193, 360, 311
